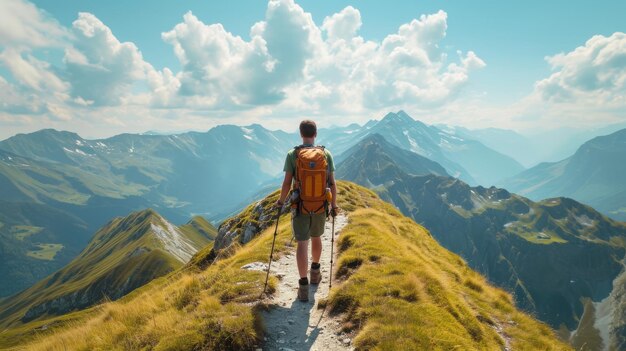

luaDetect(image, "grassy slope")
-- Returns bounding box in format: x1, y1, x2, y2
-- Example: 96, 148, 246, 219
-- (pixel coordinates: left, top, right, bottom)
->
5, 182, 570, 350
178, 216, 218, 248
0, 210, 213, 333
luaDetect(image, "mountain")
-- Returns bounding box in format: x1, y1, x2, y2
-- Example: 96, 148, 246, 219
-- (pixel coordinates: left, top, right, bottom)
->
437, 125, 538, 167
0, 209, 214, 329
0, 125, 297, 296
0, 182, 568, 350
503, 128, 626, 221
319, 110, 524, 186
335, 133, 448, 188
0, 125, 298, 216
337, 135, 626, 350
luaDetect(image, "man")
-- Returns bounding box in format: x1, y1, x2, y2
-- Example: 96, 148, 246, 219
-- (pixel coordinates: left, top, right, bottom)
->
275, 120, 338, 302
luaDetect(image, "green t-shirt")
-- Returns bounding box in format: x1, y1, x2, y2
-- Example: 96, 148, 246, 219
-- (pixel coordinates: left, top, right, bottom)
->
283, 145, 335, 174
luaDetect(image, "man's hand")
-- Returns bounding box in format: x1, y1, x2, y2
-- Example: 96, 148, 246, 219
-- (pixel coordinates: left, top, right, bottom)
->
330, 207, 340, 218
274, 199, 284, 210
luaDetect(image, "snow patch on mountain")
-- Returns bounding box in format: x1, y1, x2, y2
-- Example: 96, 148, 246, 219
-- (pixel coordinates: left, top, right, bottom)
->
575, 214, 595, 227
403, 130, 429, 156
150, 219, 198, 263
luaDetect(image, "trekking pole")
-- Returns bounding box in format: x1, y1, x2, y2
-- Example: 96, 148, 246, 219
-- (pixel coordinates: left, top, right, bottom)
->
329, 214, 336, 290
261, 206, 281, 298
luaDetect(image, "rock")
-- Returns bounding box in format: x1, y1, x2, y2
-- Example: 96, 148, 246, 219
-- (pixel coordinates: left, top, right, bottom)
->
278, 330, 286, 336
277, 339, 285, 344
242, 224, 258, 244
342, 338, 351, 345
241, 262, 268, 271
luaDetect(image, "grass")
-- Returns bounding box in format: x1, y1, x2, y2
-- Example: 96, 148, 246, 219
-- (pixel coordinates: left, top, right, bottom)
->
5, 195, 296, 350
26, 243, 64, 260
324, 182, 572, 350
11, 225, 44, 241
6, 182, 570, 351
505, 224, 568, 245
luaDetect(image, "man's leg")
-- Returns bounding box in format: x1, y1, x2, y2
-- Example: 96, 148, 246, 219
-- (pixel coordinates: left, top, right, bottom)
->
296, 240, 309, 279
311, 236, 322, 264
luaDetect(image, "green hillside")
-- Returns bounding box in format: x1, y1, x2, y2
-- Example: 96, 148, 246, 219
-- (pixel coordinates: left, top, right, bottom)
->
338, 135, 626, 350
0, 201, 90, 297
2, 182, 569, 350
0, 209, 214, 336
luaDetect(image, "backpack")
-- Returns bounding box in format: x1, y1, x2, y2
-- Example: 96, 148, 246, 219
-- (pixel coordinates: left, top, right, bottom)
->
292, 145, 329, 215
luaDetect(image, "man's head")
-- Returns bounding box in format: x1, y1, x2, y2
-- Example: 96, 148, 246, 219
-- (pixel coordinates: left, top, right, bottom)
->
299, 120, 317, 142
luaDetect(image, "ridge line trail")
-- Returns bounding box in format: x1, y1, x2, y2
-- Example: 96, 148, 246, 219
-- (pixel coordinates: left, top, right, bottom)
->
261, 213, 353, 351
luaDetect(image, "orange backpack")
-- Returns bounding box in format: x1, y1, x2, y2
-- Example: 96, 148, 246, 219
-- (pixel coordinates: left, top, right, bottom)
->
292, 146, 329, 215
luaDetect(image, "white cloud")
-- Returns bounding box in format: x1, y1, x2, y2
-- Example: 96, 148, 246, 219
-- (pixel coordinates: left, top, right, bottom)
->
322, 6, 362, 42
0, 0, 488, 138
291, 9, 485, 113
0, 49, 68, 93
64, 12, 154, 106
0, 0, 67, 48
536, 32, 626, 107
161, 0, 319, 107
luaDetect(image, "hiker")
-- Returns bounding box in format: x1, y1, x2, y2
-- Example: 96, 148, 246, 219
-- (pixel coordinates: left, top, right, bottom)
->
275, 120, 338, 302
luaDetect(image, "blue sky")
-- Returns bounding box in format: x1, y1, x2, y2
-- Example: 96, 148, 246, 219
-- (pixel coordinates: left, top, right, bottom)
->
1, 0, 625, 138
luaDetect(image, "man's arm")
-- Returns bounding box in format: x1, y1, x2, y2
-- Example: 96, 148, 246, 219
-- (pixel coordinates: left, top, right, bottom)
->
277, 171, 293, 206
329, 172, 337, 209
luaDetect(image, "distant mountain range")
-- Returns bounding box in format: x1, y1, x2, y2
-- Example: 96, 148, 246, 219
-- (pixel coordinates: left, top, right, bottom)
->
502, 128, 626, 222
337, 135, 626, 350
0, 126, 297, 296
1, 111, 622, 312
0, 209, 214, 329
321, 111, 525, 187
440, 121, 626, 168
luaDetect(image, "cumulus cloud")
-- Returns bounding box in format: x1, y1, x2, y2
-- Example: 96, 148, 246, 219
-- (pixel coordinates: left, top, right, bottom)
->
0, 0, 488, 137
293, 9, 485, 112
157, 2, 483, 113
161, 0, 319, 107
536, 32, 626, 107
0, 0, 67, 48
64, 13, 155, 106
322, 6, 362, 41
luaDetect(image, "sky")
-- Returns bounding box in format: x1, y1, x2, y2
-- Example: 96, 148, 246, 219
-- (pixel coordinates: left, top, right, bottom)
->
0, 0, 625, 139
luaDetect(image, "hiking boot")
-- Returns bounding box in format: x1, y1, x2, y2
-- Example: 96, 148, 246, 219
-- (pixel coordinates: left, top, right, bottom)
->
298, 282, 309, 302
310, 268, 321, 284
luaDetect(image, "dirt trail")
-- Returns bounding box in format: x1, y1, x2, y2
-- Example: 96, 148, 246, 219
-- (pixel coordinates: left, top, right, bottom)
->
260, 213, 352, 351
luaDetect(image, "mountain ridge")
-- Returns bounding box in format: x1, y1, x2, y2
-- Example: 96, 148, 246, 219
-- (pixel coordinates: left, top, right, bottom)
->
0, 182, 570, 350
337, 134, 626, 350
0, 209, 214, 329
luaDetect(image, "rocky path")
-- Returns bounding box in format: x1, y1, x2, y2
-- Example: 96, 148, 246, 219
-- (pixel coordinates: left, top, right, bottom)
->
260, 213, 352, 351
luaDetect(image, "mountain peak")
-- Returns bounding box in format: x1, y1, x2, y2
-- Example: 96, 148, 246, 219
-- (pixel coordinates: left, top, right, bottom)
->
381, 111, 413, 124
396, 110, 414, 121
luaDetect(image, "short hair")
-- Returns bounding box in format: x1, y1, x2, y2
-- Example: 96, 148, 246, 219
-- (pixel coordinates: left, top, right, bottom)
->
299, 120, 317, 138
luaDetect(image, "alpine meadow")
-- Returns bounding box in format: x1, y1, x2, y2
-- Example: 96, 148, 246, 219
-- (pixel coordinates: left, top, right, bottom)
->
1, 1, 625, 351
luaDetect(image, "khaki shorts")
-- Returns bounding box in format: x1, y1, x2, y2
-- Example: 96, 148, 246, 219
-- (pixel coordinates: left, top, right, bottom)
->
291, 211, 327, 241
